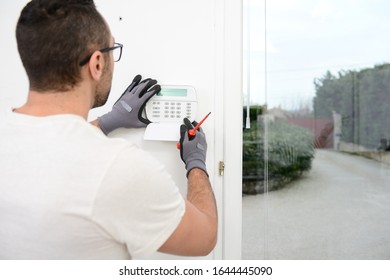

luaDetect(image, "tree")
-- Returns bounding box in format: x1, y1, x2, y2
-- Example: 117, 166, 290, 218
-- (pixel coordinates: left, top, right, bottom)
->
313, 63, 390, 149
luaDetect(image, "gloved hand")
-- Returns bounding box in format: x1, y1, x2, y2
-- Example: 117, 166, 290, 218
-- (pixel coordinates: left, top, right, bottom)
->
179, 118, 208, 177
98, 75, 161, 135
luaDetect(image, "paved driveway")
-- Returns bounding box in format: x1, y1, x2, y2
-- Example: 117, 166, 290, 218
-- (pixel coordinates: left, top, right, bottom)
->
242, 149, 390, 259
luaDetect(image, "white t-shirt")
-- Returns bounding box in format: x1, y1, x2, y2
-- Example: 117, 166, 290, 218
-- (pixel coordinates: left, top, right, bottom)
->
0, 110, 185, 259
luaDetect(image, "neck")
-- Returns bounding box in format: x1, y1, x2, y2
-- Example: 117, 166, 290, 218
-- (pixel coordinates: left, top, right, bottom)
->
15, 83, 94, 120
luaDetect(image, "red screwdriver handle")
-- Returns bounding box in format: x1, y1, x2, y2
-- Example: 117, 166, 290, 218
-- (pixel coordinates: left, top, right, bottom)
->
188, 129, 196, 137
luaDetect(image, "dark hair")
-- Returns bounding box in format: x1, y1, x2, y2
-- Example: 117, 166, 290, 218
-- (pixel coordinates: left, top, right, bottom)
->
16, 0, 111, 92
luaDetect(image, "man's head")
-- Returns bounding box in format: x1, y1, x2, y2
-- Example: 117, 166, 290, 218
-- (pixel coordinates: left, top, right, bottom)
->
16, 0, 113, 107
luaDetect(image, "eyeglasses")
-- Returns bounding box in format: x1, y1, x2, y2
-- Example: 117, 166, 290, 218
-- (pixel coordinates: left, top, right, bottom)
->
79, 42, 123, 66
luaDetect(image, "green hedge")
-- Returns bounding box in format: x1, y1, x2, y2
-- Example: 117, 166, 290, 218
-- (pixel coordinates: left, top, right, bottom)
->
243, 106, 315, 194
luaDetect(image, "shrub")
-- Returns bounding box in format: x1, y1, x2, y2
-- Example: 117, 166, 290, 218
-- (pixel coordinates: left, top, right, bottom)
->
243, 107, 315, 194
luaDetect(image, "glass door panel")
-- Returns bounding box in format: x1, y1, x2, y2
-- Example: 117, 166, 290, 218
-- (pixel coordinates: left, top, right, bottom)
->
243, 0, 390, 259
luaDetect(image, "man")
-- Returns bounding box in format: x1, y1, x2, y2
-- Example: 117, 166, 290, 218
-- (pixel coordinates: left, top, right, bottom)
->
0, 0, 217, 259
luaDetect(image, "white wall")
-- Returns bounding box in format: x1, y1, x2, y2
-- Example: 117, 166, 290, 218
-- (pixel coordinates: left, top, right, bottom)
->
0, 0, 242, 260
0, 1, 29, 112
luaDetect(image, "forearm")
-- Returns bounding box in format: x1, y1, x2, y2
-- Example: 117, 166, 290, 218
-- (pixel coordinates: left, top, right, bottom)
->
158, 169, 217, 256
187, 168, 218, 235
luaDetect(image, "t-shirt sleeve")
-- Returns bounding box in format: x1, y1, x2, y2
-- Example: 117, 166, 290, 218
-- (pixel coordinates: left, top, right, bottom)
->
91, 144, 185, 258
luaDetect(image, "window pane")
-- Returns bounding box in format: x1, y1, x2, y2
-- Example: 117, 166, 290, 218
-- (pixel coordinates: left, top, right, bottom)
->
243, 0, 390, 259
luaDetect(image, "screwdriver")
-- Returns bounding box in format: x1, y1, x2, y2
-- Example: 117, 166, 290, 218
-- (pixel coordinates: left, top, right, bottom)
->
176, 112, 211, 149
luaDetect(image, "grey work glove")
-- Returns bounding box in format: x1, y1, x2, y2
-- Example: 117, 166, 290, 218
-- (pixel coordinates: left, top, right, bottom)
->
179, 118, 208, 177
98, 75, 161, 135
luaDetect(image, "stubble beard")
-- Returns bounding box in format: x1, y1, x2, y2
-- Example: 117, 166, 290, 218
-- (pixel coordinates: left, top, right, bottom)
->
92, 62, 113, 109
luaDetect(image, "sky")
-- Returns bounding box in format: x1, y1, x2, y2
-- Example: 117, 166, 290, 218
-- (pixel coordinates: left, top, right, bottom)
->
244, 0, 390, 110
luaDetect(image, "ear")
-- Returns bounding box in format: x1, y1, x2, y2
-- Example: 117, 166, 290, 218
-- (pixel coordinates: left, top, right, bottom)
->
88, 51, 105, 81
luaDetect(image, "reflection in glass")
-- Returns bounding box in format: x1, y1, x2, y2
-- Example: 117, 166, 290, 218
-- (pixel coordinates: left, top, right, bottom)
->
242, 0, 390, 260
